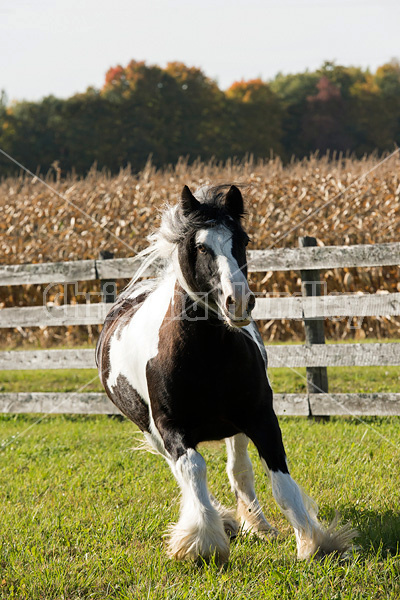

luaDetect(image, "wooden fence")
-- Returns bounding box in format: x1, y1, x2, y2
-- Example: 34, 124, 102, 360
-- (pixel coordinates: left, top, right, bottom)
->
1, 240, 400, 417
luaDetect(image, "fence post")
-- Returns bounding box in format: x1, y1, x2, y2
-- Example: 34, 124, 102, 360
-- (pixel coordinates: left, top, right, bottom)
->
298, 236, 329, 420
99, 250, 117, 304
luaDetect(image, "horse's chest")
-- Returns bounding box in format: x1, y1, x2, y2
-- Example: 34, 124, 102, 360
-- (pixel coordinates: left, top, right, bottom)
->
146, 331, 270, 444
148, 328, 268, 411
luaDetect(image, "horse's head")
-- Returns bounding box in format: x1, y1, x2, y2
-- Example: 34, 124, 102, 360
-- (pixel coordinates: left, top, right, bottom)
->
174, 184, 255, 328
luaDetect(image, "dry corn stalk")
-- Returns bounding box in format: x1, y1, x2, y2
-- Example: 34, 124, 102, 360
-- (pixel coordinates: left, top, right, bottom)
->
1, 153, 399, 347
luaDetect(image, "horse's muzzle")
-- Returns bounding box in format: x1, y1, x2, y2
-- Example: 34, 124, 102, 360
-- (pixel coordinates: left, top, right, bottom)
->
223, 291, 256, 327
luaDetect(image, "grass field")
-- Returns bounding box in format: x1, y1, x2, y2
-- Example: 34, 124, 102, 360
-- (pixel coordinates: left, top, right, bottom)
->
0, 414, 399, 599
1, 339, 399, 598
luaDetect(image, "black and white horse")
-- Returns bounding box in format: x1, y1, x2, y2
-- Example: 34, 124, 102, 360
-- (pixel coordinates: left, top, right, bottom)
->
96, 184, 354, 563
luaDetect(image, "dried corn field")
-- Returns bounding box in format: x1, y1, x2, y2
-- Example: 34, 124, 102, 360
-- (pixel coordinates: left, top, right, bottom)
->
1, 153, 400, 347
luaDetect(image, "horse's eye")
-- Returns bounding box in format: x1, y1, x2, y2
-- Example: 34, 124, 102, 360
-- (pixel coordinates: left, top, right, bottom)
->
197, 244, 207, 254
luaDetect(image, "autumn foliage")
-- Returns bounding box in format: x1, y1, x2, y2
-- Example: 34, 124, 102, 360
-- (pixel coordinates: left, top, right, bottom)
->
1, 60, 400, 177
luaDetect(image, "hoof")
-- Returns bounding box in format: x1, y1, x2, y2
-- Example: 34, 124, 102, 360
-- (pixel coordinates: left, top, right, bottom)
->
237, 498, 279, 539
224, 520, 240, 540
221, 511, 240, 540
253, 525, 280, 540
167, 517, 230, 564
296, 519, 358, 560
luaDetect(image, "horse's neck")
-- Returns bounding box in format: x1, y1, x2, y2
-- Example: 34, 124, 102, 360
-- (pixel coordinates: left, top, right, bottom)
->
168, 280, 222, 335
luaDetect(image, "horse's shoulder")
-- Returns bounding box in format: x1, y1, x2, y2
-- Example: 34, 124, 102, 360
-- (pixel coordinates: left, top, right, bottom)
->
95, 285, 152, 368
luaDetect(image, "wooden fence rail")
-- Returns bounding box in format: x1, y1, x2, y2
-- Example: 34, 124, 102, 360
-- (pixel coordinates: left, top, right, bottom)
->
1, 392, 399, 417
1, 293, 400, 328
1, 242, 400, 285
1, 239, 399, 416
1, 343, 399, 371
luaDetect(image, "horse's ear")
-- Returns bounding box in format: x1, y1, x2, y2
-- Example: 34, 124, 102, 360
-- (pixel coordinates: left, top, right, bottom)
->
225, 185, 244, 220
181, 185, 201, 215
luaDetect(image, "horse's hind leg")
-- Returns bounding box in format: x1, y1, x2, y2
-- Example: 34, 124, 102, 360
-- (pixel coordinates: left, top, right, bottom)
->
167, 447, 230, 563
225, 434, 278, 538
247, 408, 356, 559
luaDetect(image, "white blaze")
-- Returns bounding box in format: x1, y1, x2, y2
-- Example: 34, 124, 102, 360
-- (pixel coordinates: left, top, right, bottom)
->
196, 225, 251, 321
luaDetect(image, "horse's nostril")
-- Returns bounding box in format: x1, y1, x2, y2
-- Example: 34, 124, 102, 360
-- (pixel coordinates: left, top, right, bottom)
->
247, 294, 256, 313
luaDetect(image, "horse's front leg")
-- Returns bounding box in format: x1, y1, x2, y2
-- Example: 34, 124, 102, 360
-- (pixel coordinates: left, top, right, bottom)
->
246, 407, 356, 559
167, 446, 230, 563
225, 433, 278, 538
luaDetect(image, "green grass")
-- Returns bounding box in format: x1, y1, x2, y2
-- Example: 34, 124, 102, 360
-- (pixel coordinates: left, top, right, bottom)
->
269, 366, 400, 394
0, 369, 102, 394
0, 415, 399, 599
0, 340, 399, 597
1, 365, 399, 395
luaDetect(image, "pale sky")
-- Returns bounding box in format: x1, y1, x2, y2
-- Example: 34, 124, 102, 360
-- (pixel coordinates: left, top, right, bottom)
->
1, 0, 399, 103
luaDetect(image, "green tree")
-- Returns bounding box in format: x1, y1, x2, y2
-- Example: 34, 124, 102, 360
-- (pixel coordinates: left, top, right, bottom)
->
165, 62, 226, 159
101, 60, 226, 167
225, 79, 283, 158
0, 96, 64, 176
346, 63, 400, 155
270, 70, 320, 157
374, 60, 400, 148
59, 89, 116, 173
102, 60, 189, 168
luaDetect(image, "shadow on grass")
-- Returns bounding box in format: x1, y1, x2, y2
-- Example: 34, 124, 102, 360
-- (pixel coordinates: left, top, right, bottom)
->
341, 506, 400, 556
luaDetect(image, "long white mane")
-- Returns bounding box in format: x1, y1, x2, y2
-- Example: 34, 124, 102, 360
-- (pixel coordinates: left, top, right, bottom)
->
123, 190, 201, 295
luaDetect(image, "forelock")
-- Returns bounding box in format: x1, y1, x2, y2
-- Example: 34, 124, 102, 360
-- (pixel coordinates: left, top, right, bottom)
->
152, 185, 245, 260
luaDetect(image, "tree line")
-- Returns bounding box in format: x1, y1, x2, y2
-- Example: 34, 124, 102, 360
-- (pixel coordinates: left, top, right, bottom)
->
1, 59, 399, 176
